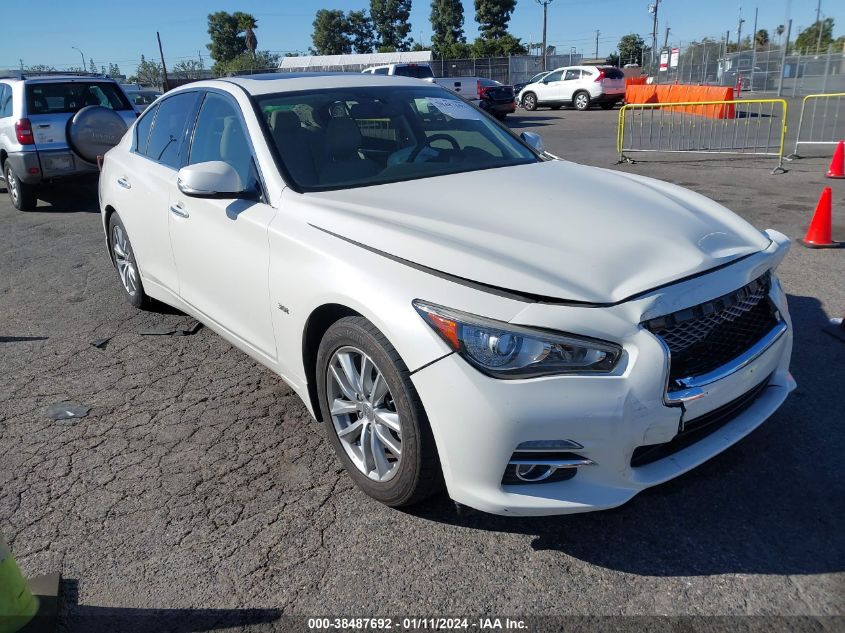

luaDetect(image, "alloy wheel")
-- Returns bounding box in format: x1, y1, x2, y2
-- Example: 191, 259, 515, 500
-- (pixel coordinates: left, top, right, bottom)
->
575, 93, 589, 110
326, 346, 402, 482
111, 224, 138, 296
6, 167, 18, 205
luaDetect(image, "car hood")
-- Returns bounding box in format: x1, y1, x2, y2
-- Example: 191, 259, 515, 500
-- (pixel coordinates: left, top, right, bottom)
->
304, 160, 771, 304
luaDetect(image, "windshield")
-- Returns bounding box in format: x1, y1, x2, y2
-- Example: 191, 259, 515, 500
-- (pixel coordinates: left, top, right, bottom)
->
528, 72, 548, 84
258, 86, 539, 191
25, 82, 132, 114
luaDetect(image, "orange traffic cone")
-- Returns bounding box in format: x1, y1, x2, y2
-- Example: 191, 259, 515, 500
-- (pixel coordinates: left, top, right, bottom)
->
799, 187, 841, 248
826, 140, 845, 179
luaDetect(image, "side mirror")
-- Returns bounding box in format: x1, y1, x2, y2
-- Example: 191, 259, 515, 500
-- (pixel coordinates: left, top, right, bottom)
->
177, 161, 248, 199
521, 131, 545, 154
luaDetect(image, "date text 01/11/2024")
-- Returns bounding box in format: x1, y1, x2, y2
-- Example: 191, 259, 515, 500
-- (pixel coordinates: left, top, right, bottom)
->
306, 617, 528, 630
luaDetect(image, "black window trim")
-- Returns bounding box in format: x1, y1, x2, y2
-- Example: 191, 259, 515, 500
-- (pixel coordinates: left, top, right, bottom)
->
185, 87, 269, 203
130, 90, 201, 171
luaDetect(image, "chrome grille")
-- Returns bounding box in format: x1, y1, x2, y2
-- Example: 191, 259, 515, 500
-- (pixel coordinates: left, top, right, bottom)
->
644, 272, 779, 386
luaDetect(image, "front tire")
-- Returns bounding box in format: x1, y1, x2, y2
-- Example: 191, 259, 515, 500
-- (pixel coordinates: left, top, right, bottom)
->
522, 92, 538, 111
316, 316, 442, 507
573, 91, 591, 111
4, 163, 38, 211
108, 213, 151, 309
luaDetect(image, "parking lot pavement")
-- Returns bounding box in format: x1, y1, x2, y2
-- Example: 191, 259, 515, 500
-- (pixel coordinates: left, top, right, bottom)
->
1, 108, 843, 631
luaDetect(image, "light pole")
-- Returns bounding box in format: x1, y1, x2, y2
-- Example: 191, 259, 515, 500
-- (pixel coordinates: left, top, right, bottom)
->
649, 0, 660, 73
536, 0, 554, 71
71, 46, 85, 71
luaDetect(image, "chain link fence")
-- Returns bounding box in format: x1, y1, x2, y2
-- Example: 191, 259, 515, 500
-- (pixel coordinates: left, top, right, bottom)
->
431, 54, 584, 86
643, 42, 845, 96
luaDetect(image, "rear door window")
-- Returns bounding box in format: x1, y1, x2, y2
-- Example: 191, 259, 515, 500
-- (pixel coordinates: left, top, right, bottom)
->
25, 82, 132, 114
144, 92, 198, 168
133, 103, 159, 155
564, 69, 582, 81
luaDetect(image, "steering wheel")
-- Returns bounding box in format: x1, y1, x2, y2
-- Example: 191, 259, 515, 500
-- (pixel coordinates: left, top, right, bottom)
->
407, 134, 461, 162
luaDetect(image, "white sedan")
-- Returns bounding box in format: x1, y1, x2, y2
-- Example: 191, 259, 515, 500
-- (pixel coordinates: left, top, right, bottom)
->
99, 74, 794, 516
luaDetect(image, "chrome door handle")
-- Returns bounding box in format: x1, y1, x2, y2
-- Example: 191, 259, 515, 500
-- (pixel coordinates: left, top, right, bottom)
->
117, 177, 131, 189
169, 203, 189, 218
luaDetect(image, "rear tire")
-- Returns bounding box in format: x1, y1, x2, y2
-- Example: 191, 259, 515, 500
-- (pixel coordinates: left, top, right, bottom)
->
522, 92, 538, 111
4, 163, 38, 211
316, 316, 442, 507
108, 213, 152, 309
573, 91, 591, 111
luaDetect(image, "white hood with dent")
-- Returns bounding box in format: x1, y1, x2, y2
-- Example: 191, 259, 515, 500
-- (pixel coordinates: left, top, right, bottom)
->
303, 160, 771, 304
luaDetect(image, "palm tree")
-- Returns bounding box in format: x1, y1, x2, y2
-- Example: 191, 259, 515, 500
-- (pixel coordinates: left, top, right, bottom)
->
775, 24, 785, 48
239, 14, 258, 59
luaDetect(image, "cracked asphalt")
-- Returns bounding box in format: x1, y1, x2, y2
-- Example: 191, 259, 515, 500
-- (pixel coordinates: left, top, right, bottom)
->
1, 103, 843, 632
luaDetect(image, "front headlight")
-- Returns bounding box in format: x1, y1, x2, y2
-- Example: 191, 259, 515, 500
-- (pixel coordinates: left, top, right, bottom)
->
413, 300, 622, 379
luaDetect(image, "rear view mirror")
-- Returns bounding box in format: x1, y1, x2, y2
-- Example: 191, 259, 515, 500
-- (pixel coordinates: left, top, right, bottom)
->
521, 132, 545, 154
177, 161, 248, 199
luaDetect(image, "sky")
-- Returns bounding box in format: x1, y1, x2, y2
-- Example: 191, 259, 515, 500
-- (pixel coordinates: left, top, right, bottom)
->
1, 0, 838, 72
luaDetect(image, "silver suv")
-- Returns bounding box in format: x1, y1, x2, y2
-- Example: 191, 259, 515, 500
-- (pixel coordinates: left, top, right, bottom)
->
0, 72, 137, 210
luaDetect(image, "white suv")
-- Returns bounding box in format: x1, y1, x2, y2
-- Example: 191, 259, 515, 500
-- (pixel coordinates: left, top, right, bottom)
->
519, 65, 625, 111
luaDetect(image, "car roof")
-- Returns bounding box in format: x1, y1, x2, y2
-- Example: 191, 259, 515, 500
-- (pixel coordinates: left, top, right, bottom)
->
176, 72, 435, 96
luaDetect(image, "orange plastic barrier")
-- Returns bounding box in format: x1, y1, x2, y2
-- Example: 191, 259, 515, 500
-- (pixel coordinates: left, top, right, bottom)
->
624, 85, 735, 118
625, 76, 648, 87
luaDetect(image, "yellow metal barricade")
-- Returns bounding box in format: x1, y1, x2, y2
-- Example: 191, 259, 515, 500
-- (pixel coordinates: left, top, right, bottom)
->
788, 92, 845, 158
0, 535, 37, 633
617, 99, 788, 174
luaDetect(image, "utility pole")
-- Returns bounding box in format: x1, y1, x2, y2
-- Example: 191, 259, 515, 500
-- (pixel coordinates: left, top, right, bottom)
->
815, 0, 823, 53
595, 29, 600, 59
649, 0, 660, 72
536, 0, 554, 71
156, 31, 169, 92
750, 6, 758, 90
777, 19, 792, 96
663, 26, 670, 48
736, 6, 746, 53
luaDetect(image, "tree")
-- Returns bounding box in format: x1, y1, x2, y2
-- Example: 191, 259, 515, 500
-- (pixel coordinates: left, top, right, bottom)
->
207, 11, 248, 67
172, 59, 205, 80
754, 29, 769, 49
794, 18, 834, 52
311, 9, 352, 55
134, 54, 163, 87
616, 33, 646, 66
26, 64, 56, 73
470, 33, 526, 56
371, 0, 413, 51
108, 63, 122, 79
474, 0, 516, 40
347, 10, 376, 53
430, 0, 465, 58
88, 58, 97, 74
239, 14, 258, 59
214, 51, 280, 76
